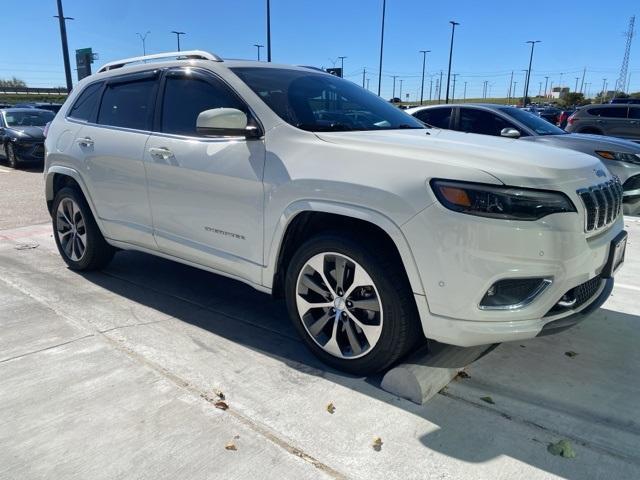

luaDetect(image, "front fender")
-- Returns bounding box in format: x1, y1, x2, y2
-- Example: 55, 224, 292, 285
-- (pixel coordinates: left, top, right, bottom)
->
262, 199, 426, 297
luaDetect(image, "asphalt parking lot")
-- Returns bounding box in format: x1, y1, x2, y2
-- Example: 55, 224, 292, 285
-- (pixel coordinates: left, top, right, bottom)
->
1, 164, 639, 480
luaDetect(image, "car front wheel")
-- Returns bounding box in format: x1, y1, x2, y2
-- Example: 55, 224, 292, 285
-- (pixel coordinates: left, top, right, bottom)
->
6, 143, 18, 168
285, 233, 421, 375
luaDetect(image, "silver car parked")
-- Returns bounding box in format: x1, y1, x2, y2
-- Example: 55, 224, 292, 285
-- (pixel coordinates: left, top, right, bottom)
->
564, 104, 640, 142
406, 103, 640, 214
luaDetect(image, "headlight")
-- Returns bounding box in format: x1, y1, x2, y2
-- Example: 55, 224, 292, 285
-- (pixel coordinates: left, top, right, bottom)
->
430, 179, 576, 220
595, 151, 640, 165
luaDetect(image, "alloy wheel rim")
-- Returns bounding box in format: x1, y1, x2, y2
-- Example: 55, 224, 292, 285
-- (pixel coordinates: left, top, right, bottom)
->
56, 198, 87, 262
295, 252, 383, 360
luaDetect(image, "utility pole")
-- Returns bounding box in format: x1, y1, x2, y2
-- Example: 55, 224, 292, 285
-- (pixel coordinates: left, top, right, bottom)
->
171, 31, 185, 51
544, 76, 549, 98
366, 78, 370, 90
512, 81, 517, 101
445, 20, 460, 104
615, 16, 635, 94
419, 50, 430, 105
538, 81, 542, 96
136, 31, 150, 56
362, 68, 366, 88
463, 81, 467, 102
507, 70, 514, 102
338, 56, 347, 78
399, 79, 403, 100
579, 67, 586, 93
392, 75, 398, 99
435, 78, 440, 103
574, 77, 579, 93
451, 74, 458, 101
266, 0, 272, 62
377, 0, 386, 96
602, 78, 608, 101
523, 40, 540, 107
559, 72, 564, 91
253, 44, 264, 61
429, 78, 433, 101
55, 0, 74, 93
438, 70, 443, 104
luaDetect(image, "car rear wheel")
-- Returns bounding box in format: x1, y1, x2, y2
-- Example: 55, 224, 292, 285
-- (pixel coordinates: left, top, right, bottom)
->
285, 233, 421, 375
52, 187, 115, 271
6, 143, 18, 168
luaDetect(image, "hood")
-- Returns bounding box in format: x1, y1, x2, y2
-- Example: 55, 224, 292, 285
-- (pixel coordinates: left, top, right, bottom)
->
527, 133, 640, 153
7, 126, 45, 140
315, 128, 609, 190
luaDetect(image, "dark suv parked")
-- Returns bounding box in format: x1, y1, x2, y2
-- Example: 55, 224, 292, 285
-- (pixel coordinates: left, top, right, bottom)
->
565, 104, 640, 142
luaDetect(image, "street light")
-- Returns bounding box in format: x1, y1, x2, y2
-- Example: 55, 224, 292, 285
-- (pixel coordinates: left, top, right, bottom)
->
338, 56, 347, 78
137, 31, 150, 56
266, 0, 272, 61
171, 31, 185, 51
419, 50, 431, 105
399, 79, 404, 100
392, 75, 398, 99
574, 77, 580, 93
445, 20, 460, 104
377, 0, 386, 96
253, 44, 264, 61
523, 40, 540, 107
451, 73, 458, 101
54, 0, 74, 93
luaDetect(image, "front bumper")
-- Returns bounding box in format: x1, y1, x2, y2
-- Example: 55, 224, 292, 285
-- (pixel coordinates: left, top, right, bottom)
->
403, 201, 624, 347
12, 140, 45, 163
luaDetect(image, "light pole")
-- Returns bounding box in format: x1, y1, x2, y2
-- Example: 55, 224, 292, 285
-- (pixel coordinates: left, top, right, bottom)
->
512, 81, 517, 101
507, 70, 514, 102
362, 68, 366, 88
253, 44, 264, 61
463, 81, 467, 102
377, 0, 386, 96
266, 0, 272, 62
419, 49, 430, 105
54, 0, 74, 93
137, 31, 150, 56
523, 40, 540, 107
399, 79, 403, 100
366, 78, 370, 90
392, 75, 397, 99
338, 56, 347, 78
451, 73, 458, 101
445, 20, 460, 104
171, 31, 185, 51
538, 81, 542, 96
544, 76, 549, 98
438, 70, 443, 103
574, 77, 579, 93
522, 69, 528, 103
429, 78, 433, 101
602, 78, 607, 101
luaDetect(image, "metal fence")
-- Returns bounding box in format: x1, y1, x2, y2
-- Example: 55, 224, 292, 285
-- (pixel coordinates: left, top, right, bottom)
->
0, 86, 68, 96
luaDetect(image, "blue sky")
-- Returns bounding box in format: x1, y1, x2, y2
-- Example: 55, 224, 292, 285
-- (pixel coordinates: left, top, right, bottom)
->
2, 0, 638, 99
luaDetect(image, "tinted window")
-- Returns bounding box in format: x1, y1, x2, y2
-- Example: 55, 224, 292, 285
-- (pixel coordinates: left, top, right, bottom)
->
458, 108, 513, 136
4, 110, 55, 127
97, 78, 157, 130
628, 107, 640, 119
587, 107, 628, 118
161, 73, 246, 135
68, 82, 102, 121
231, 67, 424, 132
413, 108, 452, 129
499, 106, 565, 135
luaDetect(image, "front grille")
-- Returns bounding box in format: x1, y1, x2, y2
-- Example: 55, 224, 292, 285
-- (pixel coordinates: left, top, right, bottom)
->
545, 276, 603, 316
577, 179, 623, 232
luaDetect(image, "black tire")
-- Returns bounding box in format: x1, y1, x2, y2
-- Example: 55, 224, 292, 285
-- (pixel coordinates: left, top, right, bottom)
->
52, 186, 115, 270
6, 142, 18, 168
284, 232, 422, 375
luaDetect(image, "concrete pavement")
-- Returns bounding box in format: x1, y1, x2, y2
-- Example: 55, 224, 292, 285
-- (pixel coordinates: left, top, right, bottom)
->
0, 216, 638, 479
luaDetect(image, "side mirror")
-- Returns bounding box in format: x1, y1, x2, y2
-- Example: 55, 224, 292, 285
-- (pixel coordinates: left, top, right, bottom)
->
500, 127, 521, 138
196, 108, 260, 139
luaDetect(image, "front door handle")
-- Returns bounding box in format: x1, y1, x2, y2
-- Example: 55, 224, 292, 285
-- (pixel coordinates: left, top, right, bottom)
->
149, 147, 174, 161
76, 137, 94, 147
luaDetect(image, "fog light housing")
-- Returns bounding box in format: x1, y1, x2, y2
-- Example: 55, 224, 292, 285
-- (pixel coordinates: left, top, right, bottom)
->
479, 278, 552, 310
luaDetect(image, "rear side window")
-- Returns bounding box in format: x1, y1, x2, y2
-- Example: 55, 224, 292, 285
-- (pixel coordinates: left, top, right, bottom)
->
68, 82, 102, 121
587, 107, 628, 118
628, 107, 640, 119
98, 78, 157, 130
161, 73, 246, 135
413, 108, 452, 129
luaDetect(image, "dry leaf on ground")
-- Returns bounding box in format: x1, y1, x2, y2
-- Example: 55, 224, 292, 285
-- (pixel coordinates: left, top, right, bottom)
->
225, 441, 237, 451
372, 437, 383, 451
547, 439, 576, 458
214, 401, 229, 410
326, 403, 336, 414
480, 396, 495, 405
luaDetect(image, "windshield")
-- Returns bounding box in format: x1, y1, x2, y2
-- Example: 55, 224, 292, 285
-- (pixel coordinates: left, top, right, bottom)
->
499, 106, 566, 136
4, 110, 55, 127
231, 67, 425, 132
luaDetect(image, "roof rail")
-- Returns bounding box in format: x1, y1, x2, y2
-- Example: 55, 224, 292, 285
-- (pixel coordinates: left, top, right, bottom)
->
98, 50, 222, 73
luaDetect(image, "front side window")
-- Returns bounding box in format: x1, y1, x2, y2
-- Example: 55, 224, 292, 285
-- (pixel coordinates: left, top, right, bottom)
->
68, 82, 103, 121
231, 67, 424, 132
161, 72, 246, 135
458, 108, 513, 136
413, 107, 452, 129
97, 78, 157, 130
499, 107, 565, 135
628, 107, 640, 119
4, 110, 55, 127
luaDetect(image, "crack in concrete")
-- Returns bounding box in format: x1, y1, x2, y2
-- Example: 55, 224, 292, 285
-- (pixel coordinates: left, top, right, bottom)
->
0, 334, 95, 364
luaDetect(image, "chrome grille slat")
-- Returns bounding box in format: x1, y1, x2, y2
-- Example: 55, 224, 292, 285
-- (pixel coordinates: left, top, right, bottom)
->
577, 179, 623, 233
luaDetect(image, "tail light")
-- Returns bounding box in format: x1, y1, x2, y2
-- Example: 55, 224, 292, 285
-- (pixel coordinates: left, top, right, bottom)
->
43, 122, 51, 138
567, 113, 577, 126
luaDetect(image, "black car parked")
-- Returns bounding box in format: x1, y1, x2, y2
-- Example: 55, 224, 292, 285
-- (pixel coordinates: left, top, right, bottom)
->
13, 102, 63, 113
0, 108, 54, 168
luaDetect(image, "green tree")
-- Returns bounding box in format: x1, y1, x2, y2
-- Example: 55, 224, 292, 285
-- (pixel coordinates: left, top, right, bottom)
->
561, 92, 586, 107
0, 77, 27, 88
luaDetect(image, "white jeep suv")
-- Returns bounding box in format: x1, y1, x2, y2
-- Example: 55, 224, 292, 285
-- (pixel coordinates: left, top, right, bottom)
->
44, 51, 627, 374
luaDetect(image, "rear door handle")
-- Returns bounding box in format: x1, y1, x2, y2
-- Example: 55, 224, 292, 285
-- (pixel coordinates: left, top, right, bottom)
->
76, 137, 94, 147
148, 147, 174, 161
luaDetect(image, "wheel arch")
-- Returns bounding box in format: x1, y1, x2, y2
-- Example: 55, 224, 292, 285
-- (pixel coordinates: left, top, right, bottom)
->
45, 166, 102, 228
266, 201, 425, 299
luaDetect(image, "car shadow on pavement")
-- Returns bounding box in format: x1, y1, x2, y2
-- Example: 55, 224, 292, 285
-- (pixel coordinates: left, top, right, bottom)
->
78, 249, 640, 479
